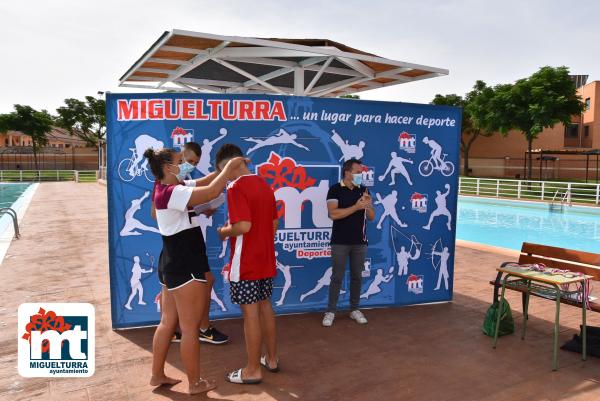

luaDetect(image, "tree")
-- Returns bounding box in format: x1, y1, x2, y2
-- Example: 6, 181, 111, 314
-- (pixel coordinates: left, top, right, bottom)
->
486, 66, 584, 180
0, 105, 53, 171
432, 81, 494, 176
340, 94, 360, 99
56, 96, 106, 147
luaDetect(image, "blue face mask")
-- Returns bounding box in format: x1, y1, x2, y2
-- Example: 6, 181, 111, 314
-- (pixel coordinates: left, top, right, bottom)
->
352, 173, 363, 186
176, 162, 195, 180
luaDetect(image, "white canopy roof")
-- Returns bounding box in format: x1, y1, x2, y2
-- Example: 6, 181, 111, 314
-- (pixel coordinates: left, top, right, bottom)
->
119, 30, 448, 97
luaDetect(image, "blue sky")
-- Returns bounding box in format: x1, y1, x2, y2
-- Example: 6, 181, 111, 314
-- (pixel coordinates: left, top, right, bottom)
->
0, 0, 597, 113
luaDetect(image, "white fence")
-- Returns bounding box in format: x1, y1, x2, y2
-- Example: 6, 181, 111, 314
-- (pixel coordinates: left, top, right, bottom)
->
459, 177, 600, 205
0, 170, 98, 183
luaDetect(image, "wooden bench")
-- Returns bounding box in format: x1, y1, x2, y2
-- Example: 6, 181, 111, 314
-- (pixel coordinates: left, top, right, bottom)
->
490, 242, 600, 313
490, 242, 600, 370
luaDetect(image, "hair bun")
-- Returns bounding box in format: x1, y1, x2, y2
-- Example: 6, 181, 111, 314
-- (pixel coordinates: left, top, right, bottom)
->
143, 148, 156, 160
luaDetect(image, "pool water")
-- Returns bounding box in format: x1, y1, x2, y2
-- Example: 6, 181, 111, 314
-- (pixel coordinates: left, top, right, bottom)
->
457, 196, 600, 253
0, 183, 31, 208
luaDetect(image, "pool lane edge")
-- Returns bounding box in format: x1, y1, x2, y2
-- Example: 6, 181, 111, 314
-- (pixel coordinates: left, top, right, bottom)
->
0, 183, 40, 265
455, 239, 521, 257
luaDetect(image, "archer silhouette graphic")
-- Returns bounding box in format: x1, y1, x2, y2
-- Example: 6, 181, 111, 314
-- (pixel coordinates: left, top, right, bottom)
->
391, 226, 422, 276
428, 239, 451, 291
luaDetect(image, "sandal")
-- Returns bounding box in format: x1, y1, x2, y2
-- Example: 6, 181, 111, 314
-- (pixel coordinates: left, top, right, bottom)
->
260, 355, 280, 373
225, 368, 262, 385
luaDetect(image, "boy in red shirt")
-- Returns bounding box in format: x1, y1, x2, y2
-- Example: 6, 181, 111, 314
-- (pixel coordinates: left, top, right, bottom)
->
216, 144, 280, 385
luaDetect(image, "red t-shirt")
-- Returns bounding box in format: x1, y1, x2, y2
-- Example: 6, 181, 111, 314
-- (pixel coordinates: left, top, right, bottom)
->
227, 174, 278, 282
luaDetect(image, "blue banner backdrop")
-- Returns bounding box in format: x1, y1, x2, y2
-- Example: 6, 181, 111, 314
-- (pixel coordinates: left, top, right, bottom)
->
106, 93, 462, 329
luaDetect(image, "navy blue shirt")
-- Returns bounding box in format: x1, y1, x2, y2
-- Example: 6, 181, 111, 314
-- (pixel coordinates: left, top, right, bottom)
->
327, 181, 368, 245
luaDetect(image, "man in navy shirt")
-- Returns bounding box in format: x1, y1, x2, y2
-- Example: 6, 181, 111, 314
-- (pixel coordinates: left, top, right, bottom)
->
323, 158, 375, 326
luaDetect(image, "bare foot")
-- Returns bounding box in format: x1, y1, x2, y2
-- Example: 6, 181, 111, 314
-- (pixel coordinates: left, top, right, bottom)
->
189, 378, 217, 395
242, 367, 262, 381
150, 375, 182, 386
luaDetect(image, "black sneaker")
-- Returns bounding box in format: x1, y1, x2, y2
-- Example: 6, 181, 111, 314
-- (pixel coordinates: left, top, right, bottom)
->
199, 326, 229, 345
171, 331, 182, 343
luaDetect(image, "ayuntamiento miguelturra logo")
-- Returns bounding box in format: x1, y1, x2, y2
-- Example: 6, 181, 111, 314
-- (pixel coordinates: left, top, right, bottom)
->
18, 303, 95, 377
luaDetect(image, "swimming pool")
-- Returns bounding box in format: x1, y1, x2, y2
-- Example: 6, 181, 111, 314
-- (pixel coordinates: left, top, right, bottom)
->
457, 196, 600, 253
0, 183, 32, 209
0, 183, 37, 264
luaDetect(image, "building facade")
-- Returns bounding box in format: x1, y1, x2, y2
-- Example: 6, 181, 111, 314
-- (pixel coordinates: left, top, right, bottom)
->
464, 80, 600, 179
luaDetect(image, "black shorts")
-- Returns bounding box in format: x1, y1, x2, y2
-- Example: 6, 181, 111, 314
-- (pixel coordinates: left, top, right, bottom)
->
230, 278, 273, 305
158, 226, 210, 290
158, 269, 207, 290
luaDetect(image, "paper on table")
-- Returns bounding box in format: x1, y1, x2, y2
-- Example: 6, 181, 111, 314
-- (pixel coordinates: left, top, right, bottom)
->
193, 193, 226, 214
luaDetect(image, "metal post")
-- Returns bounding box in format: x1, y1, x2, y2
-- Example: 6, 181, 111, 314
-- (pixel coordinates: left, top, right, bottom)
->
496, 180, 500, 197
75, 170, 79, 183
517, 180, 522, 199
582, 281, 587, 361
596, 184, 599, 205
553, 284, 561, 371
293, 67, 304, 96
567, 183, 572, 204
522, 280, 531, 340
586, 154, 589, 183
19, 170, 23, 182
493, 275, 510, 348
476, 178, 480, 196
541, 182, 545, 201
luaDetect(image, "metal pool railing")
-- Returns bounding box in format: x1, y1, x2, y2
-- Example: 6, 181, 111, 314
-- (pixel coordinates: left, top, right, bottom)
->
459, 177, 600, 205
0, 207, 20, 239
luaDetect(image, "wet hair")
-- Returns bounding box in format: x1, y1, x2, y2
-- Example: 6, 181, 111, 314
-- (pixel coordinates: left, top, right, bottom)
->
182, 141, 201, 158
342, 158, 362, 174
143, 148, 176, 180
215, 143, 243, 170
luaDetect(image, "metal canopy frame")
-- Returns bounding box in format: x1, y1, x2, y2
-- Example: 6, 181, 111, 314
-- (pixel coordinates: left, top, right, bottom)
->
119, 30, 448, 97
527, 149, 600, 183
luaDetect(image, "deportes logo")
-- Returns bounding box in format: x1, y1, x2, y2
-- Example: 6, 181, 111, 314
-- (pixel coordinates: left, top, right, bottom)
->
407, 274, 424, 294
171, 126, 194, 149
410, 192, 428, 213
398, 131, 416, 153
361, 165, 375, 187
18, 303, 95, 377
257, 152, 339, 259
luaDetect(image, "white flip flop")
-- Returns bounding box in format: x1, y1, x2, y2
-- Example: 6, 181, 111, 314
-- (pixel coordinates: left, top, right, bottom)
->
226, 368, 262, 385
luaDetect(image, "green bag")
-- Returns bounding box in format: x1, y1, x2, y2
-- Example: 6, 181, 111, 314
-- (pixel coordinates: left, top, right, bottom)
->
482, 299, 514, 337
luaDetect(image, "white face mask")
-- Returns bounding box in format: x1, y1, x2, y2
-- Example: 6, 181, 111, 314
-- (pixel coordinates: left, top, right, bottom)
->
167, 164, 184, 181
177, 161, 195, 179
